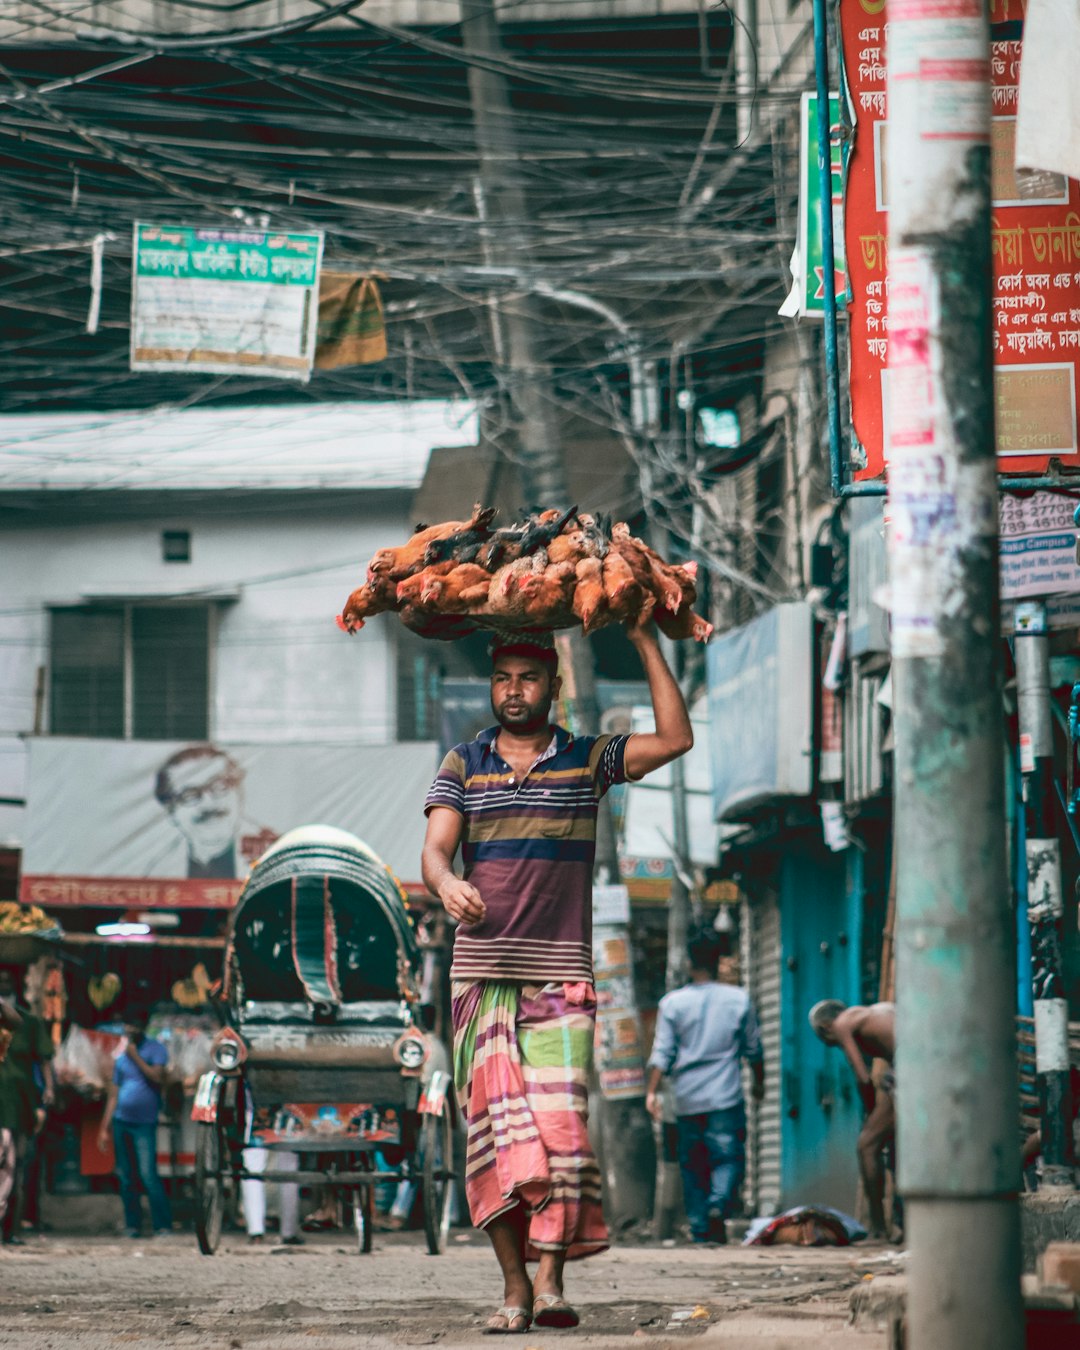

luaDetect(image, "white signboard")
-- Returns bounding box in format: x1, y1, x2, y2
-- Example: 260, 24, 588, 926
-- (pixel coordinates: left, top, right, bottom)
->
131, 223, 324, 380
20, 738, 437, 908
592, 884, 631, 926
999, 490, 1080, 600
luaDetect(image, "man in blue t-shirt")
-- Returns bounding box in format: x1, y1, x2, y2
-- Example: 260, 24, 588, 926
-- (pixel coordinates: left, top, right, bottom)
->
646, 933, 765, 1245
98, 1008, 172, 1238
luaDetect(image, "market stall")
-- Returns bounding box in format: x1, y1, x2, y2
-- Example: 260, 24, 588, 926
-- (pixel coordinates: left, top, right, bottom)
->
2, 900, 221, 1192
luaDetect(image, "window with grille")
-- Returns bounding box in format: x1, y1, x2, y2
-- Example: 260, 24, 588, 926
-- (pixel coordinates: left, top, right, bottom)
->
49, 604, 210, 740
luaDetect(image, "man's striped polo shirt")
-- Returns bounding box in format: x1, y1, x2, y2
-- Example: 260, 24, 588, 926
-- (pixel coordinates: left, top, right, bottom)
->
424, 724, 630, 983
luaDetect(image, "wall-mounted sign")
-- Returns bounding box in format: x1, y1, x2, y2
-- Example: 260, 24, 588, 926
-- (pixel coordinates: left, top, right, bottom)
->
705, 603, 814, 822
131, 223, 323, 380
840, 0, 1080, 478
782, 92, 851, 318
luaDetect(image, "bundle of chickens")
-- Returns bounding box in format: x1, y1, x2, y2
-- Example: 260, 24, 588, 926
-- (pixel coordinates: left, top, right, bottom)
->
336, 505, 712, 643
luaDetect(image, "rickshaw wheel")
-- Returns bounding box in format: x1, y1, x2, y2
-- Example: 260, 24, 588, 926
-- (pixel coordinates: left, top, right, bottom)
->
421, 1109, 454, 1255
194, 1122, 226, 1255
353, 1179, 374, 1255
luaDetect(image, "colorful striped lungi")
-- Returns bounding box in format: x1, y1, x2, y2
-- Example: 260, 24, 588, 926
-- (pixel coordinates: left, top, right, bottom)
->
452, 979, 608, 1261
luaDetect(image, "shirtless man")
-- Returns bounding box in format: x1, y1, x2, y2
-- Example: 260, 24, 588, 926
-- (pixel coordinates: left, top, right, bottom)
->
809, 1000, 896, 1238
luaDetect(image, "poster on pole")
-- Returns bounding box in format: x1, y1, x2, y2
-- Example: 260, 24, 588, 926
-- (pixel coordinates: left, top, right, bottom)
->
131, 224, 324, 380
592, 924, 647, 1100
782, 92, 851, 318
839, 0, 1080, 478
999, 490, 1080, 599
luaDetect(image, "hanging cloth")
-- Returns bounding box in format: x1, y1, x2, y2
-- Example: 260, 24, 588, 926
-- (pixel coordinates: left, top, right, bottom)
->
290, 875, 341, 1005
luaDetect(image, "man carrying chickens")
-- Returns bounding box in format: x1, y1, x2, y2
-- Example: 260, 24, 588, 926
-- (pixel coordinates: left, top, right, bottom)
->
422, 623, 692, 1334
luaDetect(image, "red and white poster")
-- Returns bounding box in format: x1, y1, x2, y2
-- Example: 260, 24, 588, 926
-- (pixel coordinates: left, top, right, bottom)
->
841, 0, 1080, 478
19, 738, 437, 908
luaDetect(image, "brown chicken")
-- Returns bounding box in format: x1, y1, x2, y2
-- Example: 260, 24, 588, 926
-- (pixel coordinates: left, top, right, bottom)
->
546, 525, 589, 569
572, 556, 609, 634
395, 561, 456, 608
420, 562, 492, 614
610, 524, 684, 612
666, 560, 699, 614
367, 503, 493, 583
336, 582, 397, 634
517, 560, 577, 628
654, 602, 713, 643
575, 512, 610, 560
484, 552, 549, 623
601, 549, 647, 624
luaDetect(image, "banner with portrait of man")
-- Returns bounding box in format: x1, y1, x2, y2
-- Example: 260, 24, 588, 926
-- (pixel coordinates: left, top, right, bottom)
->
19, 738, 438, 908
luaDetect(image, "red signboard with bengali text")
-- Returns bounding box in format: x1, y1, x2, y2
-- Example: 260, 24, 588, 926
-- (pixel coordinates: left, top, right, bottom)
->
841, 0, 1080, 478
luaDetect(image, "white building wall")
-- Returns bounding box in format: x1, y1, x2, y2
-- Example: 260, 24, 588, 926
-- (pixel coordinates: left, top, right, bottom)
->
0, 496, 406, 847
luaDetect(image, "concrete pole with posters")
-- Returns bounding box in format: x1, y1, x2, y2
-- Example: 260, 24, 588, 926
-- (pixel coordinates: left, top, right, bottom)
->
1014, 599, 1075, 1186
884, 4, 1022, 1349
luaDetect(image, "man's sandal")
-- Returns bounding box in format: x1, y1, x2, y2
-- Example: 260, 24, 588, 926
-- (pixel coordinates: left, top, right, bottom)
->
483, 1306, 532, 1335
533, 1294, 580, 1329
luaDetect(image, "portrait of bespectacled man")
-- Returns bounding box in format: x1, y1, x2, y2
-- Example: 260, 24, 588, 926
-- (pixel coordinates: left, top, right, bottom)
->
154, 745, 246, 880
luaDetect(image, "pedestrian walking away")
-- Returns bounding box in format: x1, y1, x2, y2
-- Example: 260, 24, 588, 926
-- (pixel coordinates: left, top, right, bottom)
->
422, 621, 693, 1333
97, 1007, 173, 1239
809, 999, 897, 1239
0, 967, 54, 1246
645, 933, 764, 1245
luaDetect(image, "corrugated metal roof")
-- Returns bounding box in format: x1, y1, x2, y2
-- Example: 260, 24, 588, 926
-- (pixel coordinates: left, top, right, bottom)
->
0, 399, 478, 491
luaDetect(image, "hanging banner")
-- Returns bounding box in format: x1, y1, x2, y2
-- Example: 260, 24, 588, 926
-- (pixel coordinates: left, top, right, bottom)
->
840, 0, 1080, 478
131, 223, 323, 380
19, 738, 437, 908
782, 92, 851, 318
315, 272, 387, 368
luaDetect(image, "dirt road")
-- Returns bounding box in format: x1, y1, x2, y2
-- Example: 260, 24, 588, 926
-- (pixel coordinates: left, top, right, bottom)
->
0, 1227, 903, 1350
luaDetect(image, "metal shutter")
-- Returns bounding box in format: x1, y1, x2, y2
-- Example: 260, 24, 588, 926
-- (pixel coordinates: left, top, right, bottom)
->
743, 890, 782, 1217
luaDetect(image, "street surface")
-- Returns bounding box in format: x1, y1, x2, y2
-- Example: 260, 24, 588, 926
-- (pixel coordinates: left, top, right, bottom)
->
0, 1222, 903, 1350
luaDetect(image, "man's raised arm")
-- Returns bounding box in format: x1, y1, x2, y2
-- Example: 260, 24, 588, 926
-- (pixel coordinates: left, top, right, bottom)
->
623, 621, 694, 782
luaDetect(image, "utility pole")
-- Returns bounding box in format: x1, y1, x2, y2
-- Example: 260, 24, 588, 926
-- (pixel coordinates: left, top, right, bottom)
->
461, 0, 615, 877
461, 0, 652, 1224
1015, 600, 1075, 1186
885, 4, 1022, 1349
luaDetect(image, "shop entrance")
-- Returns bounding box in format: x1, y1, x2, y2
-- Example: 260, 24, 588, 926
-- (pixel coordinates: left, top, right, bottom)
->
779, 845, 864, 1212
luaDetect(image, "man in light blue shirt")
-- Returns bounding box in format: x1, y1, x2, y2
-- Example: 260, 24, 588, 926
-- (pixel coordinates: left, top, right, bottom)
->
645, 933, 764, 1244
97, 1008, 172, 1238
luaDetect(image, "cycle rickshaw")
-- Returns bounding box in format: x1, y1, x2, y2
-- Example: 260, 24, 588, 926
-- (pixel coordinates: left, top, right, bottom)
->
190, 825, 455, 1255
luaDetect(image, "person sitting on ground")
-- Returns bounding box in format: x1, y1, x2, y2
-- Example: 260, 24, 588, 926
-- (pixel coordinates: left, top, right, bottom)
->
809, 999, 896, 1239
97, 1007, 172, 1239
645, 932, 765, 1245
